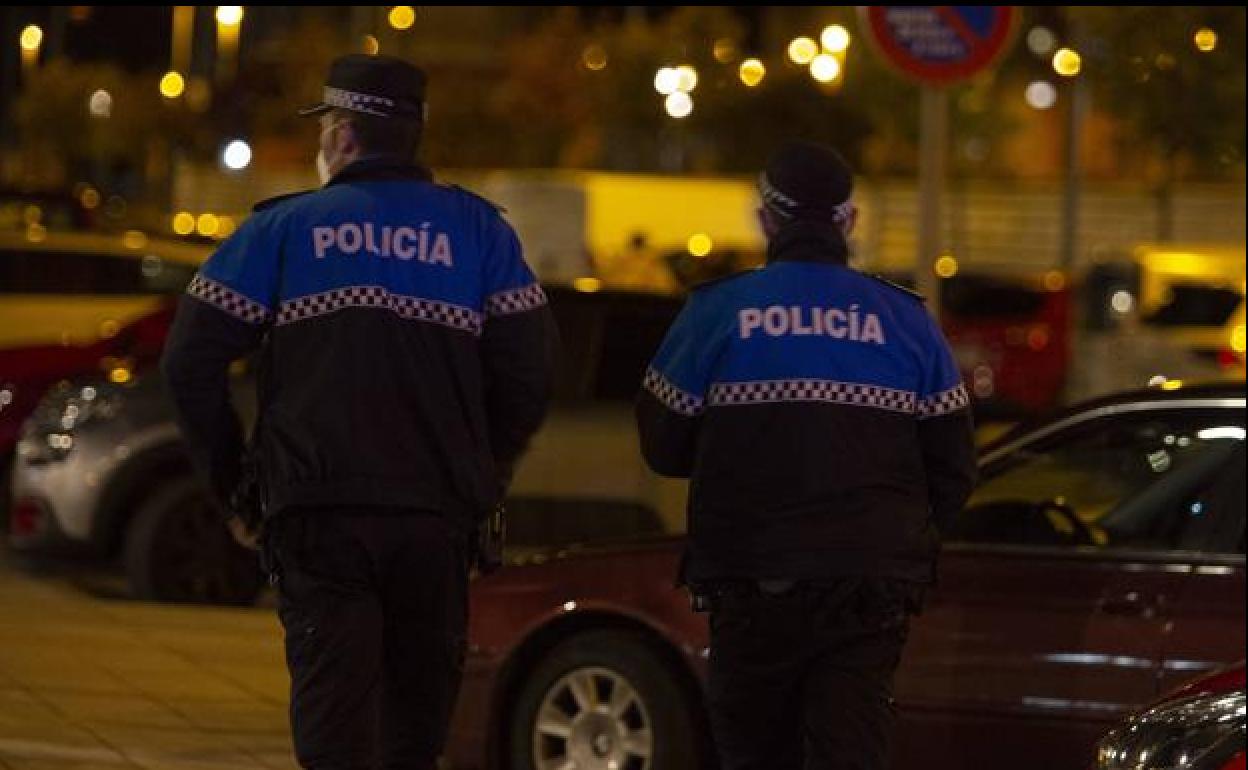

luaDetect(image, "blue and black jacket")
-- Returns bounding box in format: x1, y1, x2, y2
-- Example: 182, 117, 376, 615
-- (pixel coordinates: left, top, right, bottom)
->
162, 158, 556, 527
636, 221, 977, 583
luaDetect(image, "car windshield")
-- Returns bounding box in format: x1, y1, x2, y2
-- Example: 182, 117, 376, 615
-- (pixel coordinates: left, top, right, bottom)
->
953, 410, 1245, 550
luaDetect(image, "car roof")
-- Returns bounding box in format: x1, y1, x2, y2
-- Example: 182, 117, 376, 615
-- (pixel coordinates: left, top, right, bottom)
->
0, 230, 211, 267
981, 381, 1247, 456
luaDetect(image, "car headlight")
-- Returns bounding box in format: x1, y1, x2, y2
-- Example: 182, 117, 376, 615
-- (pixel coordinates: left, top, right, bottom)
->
1096, 691, 1245, 770
16, 381, 125, 464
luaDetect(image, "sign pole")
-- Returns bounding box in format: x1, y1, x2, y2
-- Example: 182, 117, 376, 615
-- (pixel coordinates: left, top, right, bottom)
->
918, 86, 948, 320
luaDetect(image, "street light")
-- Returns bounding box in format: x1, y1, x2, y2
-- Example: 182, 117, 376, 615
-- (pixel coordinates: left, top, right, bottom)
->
820, 25, 850, 54
19, 24, 43, 52
739, 58, 766, 87
787, 37, 818, 65
654, 67, 679, 95
810, 54, 841, 83
160, 71, 186, 99
1024, 80, 1058, 110
388, 6, 416, 31
582, 43, 607, 71
1052, 48, 1082, 77
215, 6, 244, 83
1194, 28, 1217, 53
19, 24, 42, 77
665, 91, 693, 119
675, 65, 698, 93
88, 89, 113, 118
221, 139, 252, 171
215, 6, 243, 25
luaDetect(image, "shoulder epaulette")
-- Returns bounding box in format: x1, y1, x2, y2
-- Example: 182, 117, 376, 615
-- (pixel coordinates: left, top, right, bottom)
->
252, 190, 314, 213
868, 273, 926, 302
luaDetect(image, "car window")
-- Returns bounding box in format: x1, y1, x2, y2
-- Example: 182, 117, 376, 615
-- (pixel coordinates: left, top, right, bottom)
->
1143, 284, 1243, 328
0, 249, 197, 295
950, 410, 1246, 551
1172, 443, 1246, 555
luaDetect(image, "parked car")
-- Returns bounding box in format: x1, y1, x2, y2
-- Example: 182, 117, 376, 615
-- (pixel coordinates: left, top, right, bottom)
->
442, 382, 1245, 770
1092, 661, 1245, 770
6, 284, 682, 603
0, 230, 206, 527
0, 229, 205, 351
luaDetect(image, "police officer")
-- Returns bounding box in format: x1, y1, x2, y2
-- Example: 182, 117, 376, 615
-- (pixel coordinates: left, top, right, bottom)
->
636, 140, 977, 770
162, 54, 555, 769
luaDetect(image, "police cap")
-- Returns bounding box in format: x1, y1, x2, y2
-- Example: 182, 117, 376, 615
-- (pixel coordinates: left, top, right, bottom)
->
299, 54, 427, 120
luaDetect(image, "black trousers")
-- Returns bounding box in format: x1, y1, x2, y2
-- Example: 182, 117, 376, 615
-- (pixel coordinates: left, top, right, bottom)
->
705, 577, 918, 770
269, 508, 470, 770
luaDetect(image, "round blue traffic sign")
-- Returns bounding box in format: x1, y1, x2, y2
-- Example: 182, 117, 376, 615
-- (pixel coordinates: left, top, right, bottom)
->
862, 6, 1019, 86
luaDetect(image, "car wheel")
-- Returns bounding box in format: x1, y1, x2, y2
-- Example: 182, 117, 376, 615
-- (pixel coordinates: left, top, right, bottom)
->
509, 629, 701, 770
124, 477, 263, 605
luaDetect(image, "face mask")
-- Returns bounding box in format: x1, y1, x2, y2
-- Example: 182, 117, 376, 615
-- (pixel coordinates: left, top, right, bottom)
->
315, 120, 346, 185
316, 149, 331, 185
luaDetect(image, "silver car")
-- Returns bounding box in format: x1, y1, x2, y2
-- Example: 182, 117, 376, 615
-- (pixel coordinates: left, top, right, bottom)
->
9, 369, 264, 604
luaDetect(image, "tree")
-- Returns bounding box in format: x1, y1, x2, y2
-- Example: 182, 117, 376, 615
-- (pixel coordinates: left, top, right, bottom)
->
1073, 6, 1245, 236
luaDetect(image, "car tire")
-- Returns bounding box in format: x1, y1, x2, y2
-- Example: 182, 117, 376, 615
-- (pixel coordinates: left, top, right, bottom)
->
508, 629, 701, 770
124, 477, 263, 606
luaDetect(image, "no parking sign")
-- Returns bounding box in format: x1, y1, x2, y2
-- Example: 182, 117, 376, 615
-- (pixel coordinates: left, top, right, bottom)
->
861, 6, 1019, 86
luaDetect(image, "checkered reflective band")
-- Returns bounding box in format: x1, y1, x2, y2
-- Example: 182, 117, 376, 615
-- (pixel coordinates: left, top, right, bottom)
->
323, 86, 396, 117
917, 383, 971, 419
186, 275, 272, 325
644, 367, 705, 417
758, 173, 798, 219
485, 284, 548, 318
276, 286, 483, 335
709, 379, 918, 415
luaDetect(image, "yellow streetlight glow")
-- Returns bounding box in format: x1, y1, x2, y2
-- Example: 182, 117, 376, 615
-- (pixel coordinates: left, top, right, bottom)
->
810, 54, 841, 83
388, 6, 416, 31
687, 233, 713, 258
739, 58, 766, 87
109, 367, 132, 385
160, 71, 186, 99
215, 6, 243, 26
821, 24, 851, 54
122, 230, 148, 250
1052, 48, 1082, 77
172, 212, 196, 236
713, 38, 737, 63
1044, 271, 1067, 292
582, 43, 607, 71
935, 255, 959, 278
788, 36, 818, 65
196, 213, 220, 237
1194, 28, 1217, 52
20, 25, 43, 52
573, 277, 603, 293
675, 65, 698, 93
665, 91, 693, 119
80, 187, 101, 210
1231, 325, 1246, 354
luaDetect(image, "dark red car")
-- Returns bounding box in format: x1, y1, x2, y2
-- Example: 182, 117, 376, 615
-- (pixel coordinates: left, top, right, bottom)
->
447, 383, 1246, 770
1092, 661, 1245, 770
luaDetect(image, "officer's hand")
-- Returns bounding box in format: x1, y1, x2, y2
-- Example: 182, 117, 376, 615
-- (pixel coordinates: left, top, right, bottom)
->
226, 515, 261, 551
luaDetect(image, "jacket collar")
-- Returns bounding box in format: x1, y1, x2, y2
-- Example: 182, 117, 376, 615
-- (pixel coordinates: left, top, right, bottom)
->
766, 219, 850, 266
327, 156, 433, 186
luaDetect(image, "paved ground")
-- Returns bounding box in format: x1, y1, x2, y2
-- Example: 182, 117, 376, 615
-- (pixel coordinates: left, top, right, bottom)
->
0, 553, 297, 770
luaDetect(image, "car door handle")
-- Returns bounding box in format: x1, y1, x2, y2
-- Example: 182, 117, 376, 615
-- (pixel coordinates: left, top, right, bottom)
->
1100, 592, 1160, 619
